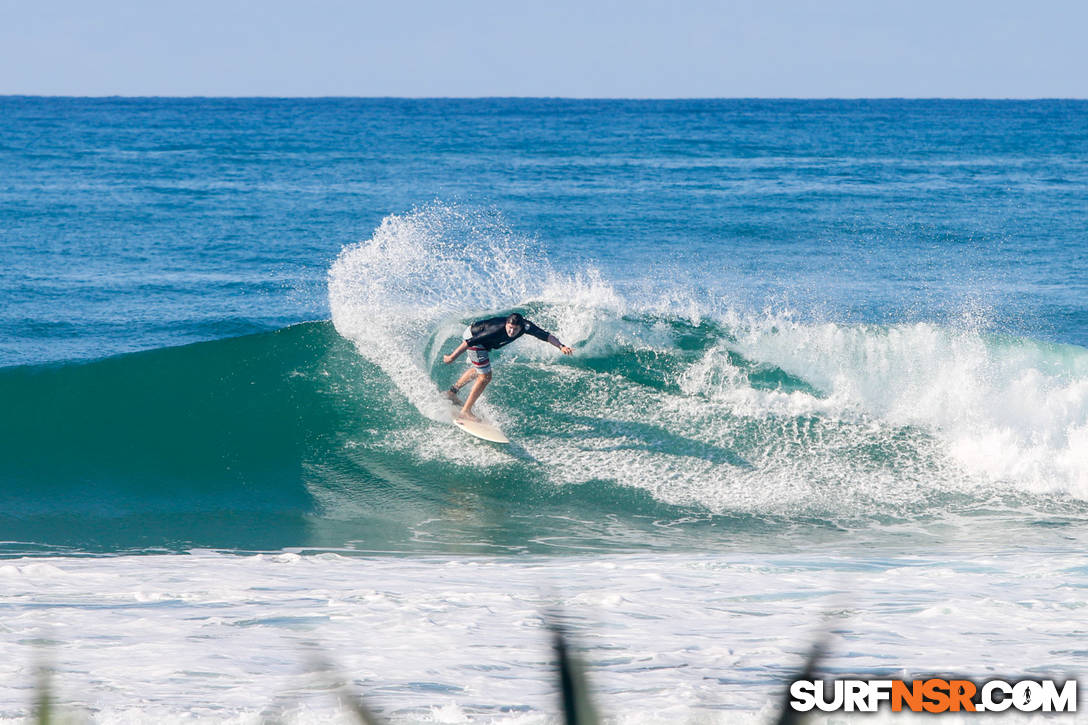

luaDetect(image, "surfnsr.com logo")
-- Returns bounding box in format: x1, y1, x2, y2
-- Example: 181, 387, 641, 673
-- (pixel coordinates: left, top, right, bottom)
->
789, 678, 1077, 713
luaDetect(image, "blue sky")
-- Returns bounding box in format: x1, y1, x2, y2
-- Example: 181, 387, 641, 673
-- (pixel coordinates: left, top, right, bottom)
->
2, 0, 1086, 97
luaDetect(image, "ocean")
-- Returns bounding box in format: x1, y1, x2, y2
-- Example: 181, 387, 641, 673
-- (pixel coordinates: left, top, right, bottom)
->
1, 97, 1086, 722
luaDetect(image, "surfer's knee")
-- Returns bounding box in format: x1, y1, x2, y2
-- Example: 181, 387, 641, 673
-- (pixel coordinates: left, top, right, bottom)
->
479, 372, 492, 383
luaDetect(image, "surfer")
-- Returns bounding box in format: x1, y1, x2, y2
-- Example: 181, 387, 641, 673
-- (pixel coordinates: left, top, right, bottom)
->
443, 312, 572, 421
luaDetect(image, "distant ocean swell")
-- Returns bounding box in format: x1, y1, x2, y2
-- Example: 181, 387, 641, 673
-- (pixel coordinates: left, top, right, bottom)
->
3, 206, 1086, 553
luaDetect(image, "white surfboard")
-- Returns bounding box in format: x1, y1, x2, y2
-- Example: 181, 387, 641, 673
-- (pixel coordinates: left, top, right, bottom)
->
447, 396, 509, 443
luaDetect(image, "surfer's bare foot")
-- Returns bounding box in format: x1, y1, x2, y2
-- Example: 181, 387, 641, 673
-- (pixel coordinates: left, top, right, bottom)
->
458, 410, 479, 422
443, 389, 458, 401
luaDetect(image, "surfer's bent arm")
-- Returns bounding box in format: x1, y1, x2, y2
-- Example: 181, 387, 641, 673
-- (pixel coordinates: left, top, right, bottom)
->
443, 341, 469, 364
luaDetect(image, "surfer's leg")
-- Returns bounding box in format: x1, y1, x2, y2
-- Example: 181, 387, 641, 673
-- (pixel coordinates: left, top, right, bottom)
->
457, 345, 491, 419
459, 371, 491, 421
448, 367, 476, 398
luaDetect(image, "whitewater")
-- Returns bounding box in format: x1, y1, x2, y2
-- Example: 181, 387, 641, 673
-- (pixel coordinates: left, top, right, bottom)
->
5, 549, 1087, 723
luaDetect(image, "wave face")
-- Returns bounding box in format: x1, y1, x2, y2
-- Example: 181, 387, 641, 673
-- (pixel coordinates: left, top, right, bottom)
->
4, 206, 1087, 554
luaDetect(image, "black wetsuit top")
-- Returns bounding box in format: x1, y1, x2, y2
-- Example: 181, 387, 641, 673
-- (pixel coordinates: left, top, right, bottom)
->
465, 316, 551, 350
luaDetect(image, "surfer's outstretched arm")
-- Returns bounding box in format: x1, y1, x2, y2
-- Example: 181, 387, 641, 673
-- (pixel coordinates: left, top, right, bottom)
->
546, 334, 573, 355
443, 341, 468, 364
521, 320, 572, 355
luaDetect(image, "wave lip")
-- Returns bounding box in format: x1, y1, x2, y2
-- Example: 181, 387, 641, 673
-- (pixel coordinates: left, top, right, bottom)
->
327, 203, 615, 422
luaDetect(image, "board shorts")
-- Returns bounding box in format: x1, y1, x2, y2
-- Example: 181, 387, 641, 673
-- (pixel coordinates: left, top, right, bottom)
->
463, 326, 492, 374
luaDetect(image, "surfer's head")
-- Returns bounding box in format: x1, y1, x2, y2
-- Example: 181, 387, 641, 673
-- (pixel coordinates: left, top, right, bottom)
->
505, 313, 525, 337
